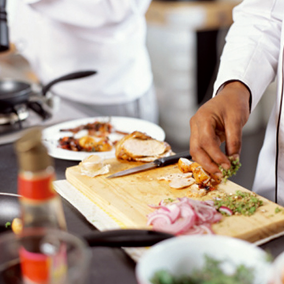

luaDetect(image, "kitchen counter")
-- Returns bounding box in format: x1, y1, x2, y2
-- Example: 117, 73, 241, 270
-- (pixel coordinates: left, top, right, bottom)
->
0, 143, 138, 284
0, 2, 279, 282
0, 100, 139, 283
1, 134, 284, 283
0, 92, 283, 283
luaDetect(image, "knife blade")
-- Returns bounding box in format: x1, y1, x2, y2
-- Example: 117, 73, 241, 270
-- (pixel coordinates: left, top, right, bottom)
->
106, 151, 192, 178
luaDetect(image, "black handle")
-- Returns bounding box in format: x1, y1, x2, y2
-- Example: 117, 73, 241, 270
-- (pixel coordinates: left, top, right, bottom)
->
0, 0, 9, 52
83, 229, 174, 247
27, 101, 52, 121
42, 70, 97, 96
154, 151, 192, 167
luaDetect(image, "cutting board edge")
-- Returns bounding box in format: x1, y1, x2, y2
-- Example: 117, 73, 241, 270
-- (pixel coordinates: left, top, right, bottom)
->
65, 160, 284, 245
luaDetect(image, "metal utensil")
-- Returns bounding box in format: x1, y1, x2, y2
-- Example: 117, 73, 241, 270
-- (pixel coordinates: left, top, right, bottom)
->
107, 151, 192, 178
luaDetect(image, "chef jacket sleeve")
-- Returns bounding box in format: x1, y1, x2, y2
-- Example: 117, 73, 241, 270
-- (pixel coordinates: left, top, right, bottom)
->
213, 0, 284, 112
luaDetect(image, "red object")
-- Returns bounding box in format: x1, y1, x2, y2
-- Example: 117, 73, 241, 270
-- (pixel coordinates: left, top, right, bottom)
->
18, 173, 56, 201
20, 247, 49, 283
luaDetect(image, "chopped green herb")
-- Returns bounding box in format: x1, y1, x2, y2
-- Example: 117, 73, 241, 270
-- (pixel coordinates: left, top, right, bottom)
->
5, 222, 11, 228
265, 252, 273, 263
151, 255, 255, 284
219, 157, 241, 183
163, 198, 175, 204
214, 190, 263, 216
275, 207, 282, 214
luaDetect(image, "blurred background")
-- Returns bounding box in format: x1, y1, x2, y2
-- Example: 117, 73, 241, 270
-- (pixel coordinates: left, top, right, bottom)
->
0, 0, 276, 190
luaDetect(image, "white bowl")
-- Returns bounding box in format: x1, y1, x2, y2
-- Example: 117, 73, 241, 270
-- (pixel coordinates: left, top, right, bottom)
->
136, 235, 272, 284
270, 251, 284, 284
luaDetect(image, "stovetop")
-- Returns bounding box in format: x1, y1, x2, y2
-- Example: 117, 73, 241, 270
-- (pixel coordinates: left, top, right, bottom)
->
0, 106, 41, 135
0, 100, 89, 145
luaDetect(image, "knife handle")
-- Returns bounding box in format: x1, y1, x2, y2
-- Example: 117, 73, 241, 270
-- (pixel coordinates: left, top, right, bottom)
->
154, 151, 192, 167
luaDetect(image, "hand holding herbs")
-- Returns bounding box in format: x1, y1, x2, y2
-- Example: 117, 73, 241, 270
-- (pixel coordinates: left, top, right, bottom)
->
219, 156, 241, 182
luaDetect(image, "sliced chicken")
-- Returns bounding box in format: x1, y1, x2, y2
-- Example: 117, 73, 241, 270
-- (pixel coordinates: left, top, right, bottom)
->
115, 131, 173, 162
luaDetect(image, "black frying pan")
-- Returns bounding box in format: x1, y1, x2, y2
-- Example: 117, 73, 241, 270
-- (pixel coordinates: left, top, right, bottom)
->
0, 82, 31, 107
0, 70, 97, 119
0, 193, 174, 247
0, 193, 21, 233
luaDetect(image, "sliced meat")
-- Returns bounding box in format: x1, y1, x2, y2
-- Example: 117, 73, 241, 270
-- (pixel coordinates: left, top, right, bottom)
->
169, 177, 195, 189
122, 139, 168, 157
158, 173, 194, 189
115, 131, 173, 162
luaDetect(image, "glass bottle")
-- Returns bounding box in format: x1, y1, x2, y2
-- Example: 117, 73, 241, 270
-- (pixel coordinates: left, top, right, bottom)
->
14, 127, 67, 284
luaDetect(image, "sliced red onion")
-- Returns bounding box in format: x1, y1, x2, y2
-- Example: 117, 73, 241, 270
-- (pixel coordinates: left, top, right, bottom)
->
183, 225, 204, 235
219, 206, 233, 216
203, 200, 215, 206
146, 212, 172, 226
198, 224, 215, 235
147, 197, 223, 236
153, 215, 196, 235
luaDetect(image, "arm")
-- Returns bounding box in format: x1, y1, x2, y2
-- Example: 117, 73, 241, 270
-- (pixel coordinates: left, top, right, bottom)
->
189, 0, 284, 176
214, 0, 282, 111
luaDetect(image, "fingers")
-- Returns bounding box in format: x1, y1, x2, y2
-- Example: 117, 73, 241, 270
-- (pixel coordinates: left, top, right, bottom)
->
224, 121, 242, 159
189, 81, 250, 177
190, 116, 230, 177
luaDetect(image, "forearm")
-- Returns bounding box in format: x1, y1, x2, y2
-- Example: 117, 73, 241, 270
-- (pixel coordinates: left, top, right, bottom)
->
213, 0, 282, 111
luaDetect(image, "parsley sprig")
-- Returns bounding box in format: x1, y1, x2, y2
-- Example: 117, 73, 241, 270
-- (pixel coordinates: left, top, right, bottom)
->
219, 156, 241, 182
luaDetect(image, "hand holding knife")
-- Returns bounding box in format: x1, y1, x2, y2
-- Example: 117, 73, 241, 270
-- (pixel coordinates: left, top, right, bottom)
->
107, 151, 192, 178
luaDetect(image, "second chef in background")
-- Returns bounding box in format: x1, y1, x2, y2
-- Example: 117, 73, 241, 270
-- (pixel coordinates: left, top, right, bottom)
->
7, 0, 158, 123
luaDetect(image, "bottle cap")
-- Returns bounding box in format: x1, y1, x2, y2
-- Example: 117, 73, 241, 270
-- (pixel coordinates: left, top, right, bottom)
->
14, 127, 53, 172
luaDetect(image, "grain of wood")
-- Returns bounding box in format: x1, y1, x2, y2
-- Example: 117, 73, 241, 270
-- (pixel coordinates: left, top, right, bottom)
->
66, 158, 284, 243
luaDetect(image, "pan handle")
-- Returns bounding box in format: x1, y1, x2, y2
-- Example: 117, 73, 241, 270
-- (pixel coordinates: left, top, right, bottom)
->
27, 101, 52, 121
83, 229, 174, 248
42, 70, 97, 97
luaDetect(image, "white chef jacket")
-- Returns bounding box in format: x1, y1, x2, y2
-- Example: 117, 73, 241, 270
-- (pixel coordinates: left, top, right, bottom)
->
8, 0, 153, 105
213, 0, 284, 204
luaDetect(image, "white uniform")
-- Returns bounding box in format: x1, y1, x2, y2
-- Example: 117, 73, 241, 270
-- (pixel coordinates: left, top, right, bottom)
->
213, 0, 284, 204
8, 0, 158, 122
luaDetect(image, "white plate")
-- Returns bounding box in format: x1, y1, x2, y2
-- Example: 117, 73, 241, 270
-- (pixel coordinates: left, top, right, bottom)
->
42, 116, 166, 161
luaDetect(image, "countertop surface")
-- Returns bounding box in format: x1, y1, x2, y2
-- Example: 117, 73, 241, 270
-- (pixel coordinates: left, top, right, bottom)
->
1, 106, 284, 283
0, 102, 139, 283
0, 143, 138, 284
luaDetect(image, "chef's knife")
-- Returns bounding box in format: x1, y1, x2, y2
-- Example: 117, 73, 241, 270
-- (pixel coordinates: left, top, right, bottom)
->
107, 151, 192, 178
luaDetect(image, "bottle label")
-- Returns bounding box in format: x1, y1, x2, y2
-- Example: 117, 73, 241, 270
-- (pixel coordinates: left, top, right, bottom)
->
18, 173, 57, 201
20, 244, 67, 284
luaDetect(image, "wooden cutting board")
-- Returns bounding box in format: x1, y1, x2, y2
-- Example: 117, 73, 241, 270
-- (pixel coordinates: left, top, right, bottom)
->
65, 158, 284, 243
